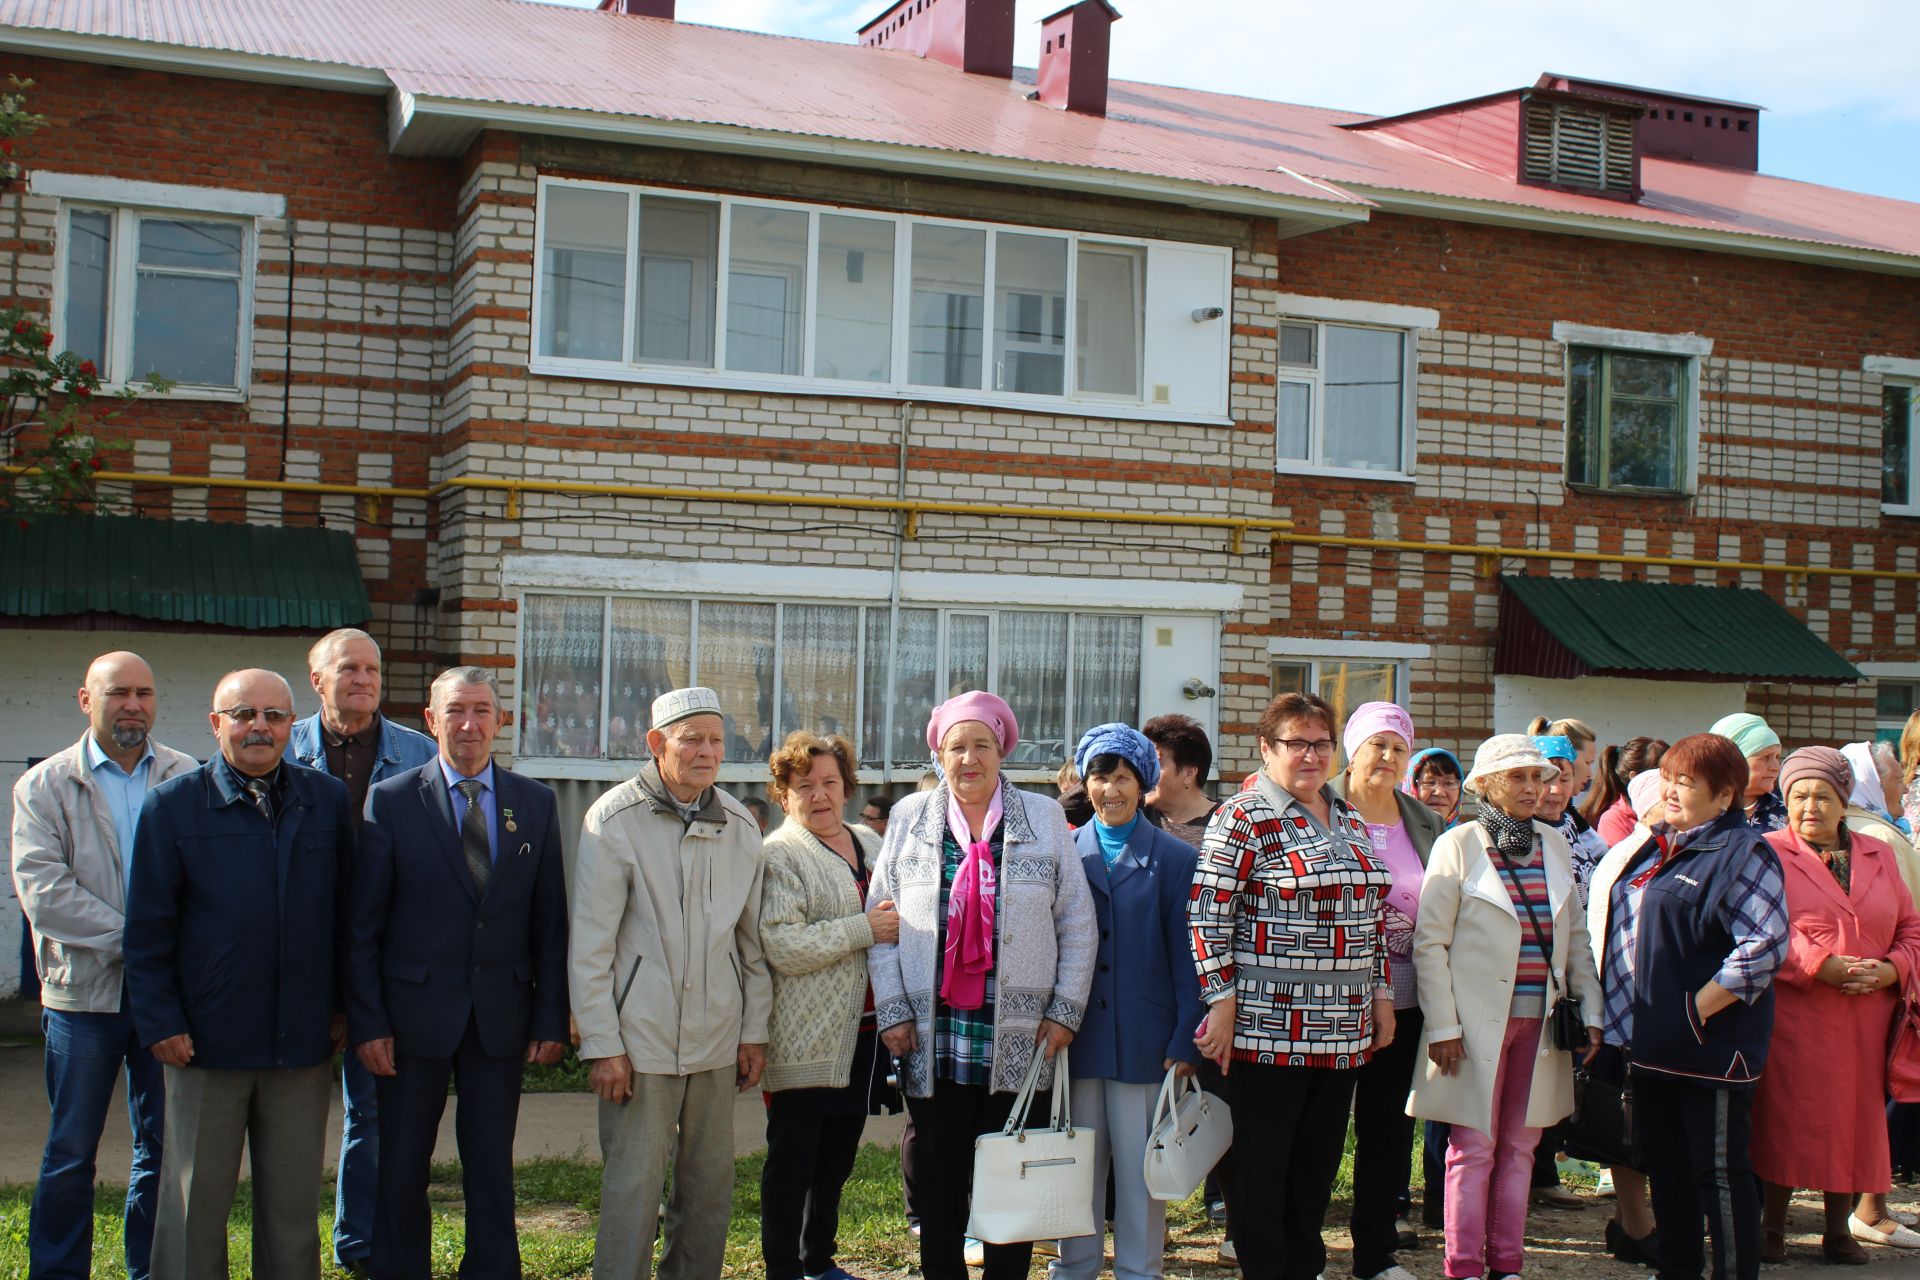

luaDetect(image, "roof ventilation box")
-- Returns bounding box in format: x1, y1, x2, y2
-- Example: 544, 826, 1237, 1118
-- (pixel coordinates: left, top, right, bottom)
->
596, 0, 675, 17
1520, 89, 1641, 199
858, 0, 1016, 78
1539, 75, 1760, 170
1037, 1, 1121, 117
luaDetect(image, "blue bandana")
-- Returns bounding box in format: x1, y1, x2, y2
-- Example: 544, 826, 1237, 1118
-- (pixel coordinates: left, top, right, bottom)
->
1074, 722, 1160, 792
1533, 735, 1576, 765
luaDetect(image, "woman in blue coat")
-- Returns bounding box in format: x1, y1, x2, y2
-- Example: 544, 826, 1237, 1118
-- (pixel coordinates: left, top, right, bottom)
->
1053, 723, 1207, 1280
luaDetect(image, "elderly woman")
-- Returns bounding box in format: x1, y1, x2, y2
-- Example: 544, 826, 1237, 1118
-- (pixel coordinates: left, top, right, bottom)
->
1410, 734, 1604, 1280
1053, 724, 1205, 1280
1903, 713, 1920, 833
1406, 747, 1465, 828
1532, 735, 1609, 906
1602, 733, 1787, 1280
1710, 712, 1787, 832
1751, 747, 1920, 1262
1332, 702, 1447, 1280
867, 691, 1096, 1280
1190, 691, 1395, 1280
759, 733, 901, 1280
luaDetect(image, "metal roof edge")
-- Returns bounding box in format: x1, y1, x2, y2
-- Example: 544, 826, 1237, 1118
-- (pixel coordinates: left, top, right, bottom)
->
1340, 183, 1920, 278
395, 93, 1376, 224
0, 25, 393, 93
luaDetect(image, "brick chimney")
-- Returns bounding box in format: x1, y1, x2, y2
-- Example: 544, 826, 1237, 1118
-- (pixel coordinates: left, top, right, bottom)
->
598, 0, 674, 17
1037, 1, 1120, 116
858, 0, 1016, 79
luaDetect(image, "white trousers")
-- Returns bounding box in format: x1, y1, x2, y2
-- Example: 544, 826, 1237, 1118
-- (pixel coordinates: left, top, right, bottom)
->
1049, 1077, 1167, 1280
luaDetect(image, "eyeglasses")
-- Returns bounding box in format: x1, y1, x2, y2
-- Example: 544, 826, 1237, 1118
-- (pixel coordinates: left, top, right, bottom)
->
1272, 738, 1336, 757
216, 706, 294, 726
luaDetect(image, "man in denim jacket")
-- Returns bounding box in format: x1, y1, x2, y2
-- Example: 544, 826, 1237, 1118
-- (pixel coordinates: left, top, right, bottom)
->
286, 628, 435, 1275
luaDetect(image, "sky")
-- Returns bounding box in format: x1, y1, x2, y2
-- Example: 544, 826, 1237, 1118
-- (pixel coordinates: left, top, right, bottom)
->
541, 0, 1920, 204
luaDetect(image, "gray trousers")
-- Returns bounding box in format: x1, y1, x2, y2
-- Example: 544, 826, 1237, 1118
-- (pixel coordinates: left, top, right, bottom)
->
151, 1061, 332, 1280
594, 1066, 736, 1280
1051, 1077, 1167, 1280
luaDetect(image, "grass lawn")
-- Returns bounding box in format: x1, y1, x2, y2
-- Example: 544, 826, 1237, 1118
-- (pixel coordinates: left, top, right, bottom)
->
0, 1121, 1509, 1278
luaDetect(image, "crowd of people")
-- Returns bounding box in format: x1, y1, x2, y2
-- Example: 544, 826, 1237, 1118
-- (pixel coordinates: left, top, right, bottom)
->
13, 627, 1920, 1280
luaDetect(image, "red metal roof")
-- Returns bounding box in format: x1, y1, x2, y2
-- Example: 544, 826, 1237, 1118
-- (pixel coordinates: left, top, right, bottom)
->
2, 0, 1917, 265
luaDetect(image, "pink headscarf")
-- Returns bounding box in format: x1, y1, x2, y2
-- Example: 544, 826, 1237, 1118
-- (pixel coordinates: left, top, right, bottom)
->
925, 691, 1019, 1013
924, 690, 1020, 756
1343, 701, 1415, 761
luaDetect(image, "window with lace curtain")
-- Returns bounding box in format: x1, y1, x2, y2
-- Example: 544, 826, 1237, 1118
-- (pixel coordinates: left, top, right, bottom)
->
519, 592, 1143, 774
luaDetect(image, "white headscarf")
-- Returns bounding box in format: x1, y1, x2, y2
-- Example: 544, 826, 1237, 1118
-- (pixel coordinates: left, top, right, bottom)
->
1841, 741, 1892, 820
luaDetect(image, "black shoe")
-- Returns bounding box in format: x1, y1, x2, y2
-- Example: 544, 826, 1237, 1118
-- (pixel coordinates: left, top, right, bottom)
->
1605, 1219, 1660, 1267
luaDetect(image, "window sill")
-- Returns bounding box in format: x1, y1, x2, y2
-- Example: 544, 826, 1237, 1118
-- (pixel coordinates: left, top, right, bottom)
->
526, 358, 1233, 428
1565, 482, 1690, 500
98, 382, 249, 405
1884, 504, 1920, 519
1275, 462, 1416, 485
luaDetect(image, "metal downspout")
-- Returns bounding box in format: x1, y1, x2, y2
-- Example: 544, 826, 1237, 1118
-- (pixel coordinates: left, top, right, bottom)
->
881, 402, 913, 785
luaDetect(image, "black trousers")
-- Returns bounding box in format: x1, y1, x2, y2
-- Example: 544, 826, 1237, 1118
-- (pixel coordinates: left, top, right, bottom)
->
1229, 1062, 1359, 1280
1635, 1071, 1759, 1280
903, 1082, 1036, 1280
761, 1093, 867, 1280
1198, 1055, 1236, 1233
370, 1017, 524, 1280
1350, 1007, 1423, 1278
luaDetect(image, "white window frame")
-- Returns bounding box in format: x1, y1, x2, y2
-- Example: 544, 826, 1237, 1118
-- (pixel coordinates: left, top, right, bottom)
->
503, 556, 1237, 785
528, 176, 1234, 425
1555, 321, 1712, 497
1867, 356, 1920, 517
37, 172, 276, 402
1272, 294, 1434, 483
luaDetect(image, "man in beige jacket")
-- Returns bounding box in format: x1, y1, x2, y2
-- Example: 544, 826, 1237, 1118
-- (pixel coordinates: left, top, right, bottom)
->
570, 686, 771, 1280
12, 651, 197, 1280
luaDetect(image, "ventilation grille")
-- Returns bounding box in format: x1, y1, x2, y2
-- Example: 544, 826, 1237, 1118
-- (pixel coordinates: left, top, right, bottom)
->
1524, 101, 1636, 194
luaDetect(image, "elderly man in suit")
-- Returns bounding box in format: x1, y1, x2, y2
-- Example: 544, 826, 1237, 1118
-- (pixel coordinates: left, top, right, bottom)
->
12, 651, 197, 1280
125, 668, 354, 1280
346, 665, 569, 1280
286, 627, 436, 1276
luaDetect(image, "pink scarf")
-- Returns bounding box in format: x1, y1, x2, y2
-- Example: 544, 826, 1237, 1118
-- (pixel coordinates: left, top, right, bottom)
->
940, 785, 1003, 1011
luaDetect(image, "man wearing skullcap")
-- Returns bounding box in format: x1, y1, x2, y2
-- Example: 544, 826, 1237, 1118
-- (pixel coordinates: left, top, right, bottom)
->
569, 687, 772, 1280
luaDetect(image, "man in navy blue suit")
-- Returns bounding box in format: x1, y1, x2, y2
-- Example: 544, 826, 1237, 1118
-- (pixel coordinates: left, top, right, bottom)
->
345, 665, 569, 1280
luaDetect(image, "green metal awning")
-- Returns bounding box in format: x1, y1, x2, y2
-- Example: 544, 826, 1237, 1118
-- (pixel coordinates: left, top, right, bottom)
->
1496, 574, 1861, 685
0, 513, 371, 631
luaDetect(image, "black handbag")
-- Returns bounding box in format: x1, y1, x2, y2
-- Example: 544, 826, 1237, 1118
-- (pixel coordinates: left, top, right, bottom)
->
1492, 847, 1584, 1052
1555, 1056, 1638, 1169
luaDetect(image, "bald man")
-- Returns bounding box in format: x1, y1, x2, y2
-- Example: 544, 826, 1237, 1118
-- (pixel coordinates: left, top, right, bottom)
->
125, 669, 355, 1280
12, 652, 197, 1280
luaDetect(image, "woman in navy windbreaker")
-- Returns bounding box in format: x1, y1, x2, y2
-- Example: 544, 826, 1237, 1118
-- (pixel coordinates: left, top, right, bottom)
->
1598, 732, 1788, 1280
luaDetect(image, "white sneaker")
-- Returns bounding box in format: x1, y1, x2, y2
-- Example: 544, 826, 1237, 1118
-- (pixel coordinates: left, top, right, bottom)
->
1596, 1168, 1616, 1197
1217, 1239, 1237, 1263
1850, 1214, 1920, 1248
1364, 1266, 1420, 1280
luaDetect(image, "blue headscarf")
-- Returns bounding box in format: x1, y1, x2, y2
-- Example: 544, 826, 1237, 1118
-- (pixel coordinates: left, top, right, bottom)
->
1403, 747, 1465, 827
1533, 735, 1576, 765
1073, 723, 1161, 792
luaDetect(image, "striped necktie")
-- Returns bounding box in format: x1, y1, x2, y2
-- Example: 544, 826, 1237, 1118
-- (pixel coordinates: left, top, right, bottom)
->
456, 778, 491, 893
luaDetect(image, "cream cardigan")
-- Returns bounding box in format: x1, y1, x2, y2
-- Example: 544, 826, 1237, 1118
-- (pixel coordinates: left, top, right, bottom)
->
760, 818, 882, 1093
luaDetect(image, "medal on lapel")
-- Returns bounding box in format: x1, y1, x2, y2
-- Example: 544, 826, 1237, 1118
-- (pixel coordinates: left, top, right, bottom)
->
502, 807, 517, 833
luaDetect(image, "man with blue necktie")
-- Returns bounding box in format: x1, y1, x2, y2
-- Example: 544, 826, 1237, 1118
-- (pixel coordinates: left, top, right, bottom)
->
345, 665, 569, 1280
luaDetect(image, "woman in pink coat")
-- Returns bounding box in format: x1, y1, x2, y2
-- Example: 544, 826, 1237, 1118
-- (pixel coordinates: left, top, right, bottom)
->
1753, 747, 1920, 1264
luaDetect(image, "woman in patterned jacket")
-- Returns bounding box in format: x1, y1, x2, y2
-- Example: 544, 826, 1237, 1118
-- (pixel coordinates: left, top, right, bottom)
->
1190, 690, 1396, 1280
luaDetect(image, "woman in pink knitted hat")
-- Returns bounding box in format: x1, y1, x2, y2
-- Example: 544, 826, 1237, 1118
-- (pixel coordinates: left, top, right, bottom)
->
865, 690, 1097, 1280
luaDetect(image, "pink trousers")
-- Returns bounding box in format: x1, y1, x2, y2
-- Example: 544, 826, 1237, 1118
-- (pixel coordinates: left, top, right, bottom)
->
1443, 1016, 1544, 1279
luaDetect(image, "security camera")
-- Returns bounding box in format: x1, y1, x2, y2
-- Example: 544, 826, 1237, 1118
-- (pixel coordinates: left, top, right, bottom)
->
1190, 306, 1225, 322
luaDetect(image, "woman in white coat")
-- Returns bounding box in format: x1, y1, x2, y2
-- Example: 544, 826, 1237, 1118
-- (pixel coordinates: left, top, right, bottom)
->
1409, 734, 1605, 1280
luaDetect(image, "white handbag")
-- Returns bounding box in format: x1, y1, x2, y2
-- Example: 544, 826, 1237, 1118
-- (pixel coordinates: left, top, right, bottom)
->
966, 1047, 1097, 1245
1141, 1065, 1233, 1201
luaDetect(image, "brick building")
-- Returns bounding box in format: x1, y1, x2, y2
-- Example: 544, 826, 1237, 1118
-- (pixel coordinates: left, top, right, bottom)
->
0, 0, 1915, 911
